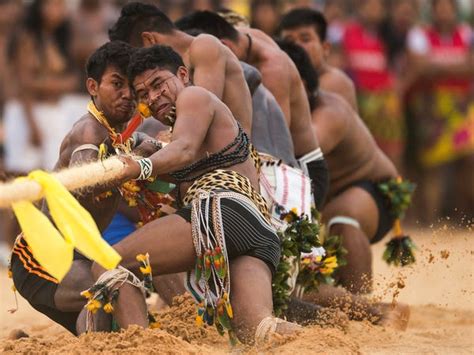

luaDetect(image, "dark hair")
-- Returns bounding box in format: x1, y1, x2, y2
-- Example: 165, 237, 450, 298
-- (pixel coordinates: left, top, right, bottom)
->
86, 41, 134, 82
175, 10, 239, 42
128, 45, 185, 84
276, 39, 319, 110
9, 0, 72, 63
109, 2, 175, 46
279, 8, 327, 42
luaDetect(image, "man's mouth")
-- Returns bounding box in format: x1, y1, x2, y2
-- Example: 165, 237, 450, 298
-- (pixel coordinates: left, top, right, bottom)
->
156, 103, 170, 116
117, 103, 133, 113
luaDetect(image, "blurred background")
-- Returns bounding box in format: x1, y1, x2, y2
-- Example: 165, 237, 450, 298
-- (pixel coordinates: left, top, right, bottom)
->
0, 0, 472, 263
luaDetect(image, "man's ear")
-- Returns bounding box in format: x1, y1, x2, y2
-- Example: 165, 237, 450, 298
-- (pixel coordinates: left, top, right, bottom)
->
177, 66, 190, 85
86, 78, 99, 97
141, 31, 156, 47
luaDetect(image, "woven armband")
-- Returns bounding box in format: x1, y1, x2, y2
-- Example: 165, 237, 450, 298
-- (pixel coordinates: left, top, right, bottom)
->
135, 158, 153, 180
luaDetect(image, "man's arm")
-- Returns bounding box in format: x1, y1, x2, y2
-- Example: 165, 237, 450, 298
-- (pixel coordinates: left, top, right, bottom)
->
260, 61, 292, 123
313, 95, 348, 155
189, 35, 227, 99
134, 87, 214, 179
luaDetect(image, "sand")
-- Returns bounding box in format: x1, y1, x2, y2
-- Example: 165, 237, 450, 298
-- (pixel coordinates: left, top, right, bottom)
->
1, 226, 473, 354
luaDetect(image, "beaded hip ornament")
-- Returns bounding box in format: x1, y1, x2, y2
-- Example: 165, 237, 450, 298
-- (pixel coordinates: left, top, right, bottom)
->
188, 191, 237, 344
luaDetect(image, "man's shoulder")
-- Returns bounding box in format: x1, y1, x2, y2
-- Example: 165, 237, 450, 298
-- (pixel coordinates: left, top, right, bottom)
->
190, 34, 222, 55
177, 86, 212, 105
322, 67, 355, 91
66, 113, 108, 146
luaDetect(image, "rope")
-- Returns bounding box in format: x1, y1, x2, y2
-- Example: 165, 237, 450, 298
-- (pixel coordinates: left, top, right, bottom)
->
0, 157, 125, 208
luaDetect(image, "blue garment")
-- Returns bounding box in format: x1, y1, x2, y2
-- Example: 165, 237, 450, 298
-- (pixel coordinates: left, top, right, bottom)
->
102, 212, 136, 245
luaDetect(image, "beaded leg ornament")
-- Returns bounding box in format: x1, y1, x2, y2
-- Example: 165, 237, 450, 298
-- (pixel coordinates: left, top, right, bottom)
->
81, 254, 158, 332
189, 191, 237, 344
378, 177, 416, 266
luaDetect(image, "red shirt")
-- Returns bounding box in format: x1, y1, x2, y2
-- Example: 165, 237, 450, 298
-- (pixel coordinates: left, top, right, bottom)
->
342, 22, 394, 91
425, 25, 472, 91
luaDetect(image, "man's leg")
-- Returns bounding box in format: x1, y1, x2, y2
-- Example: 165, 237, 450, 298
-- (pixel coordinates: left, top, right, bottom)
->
322, 187, 378, 294
152, 273, 186, 306
229, 256, 300, 343
92, 214, 195, 329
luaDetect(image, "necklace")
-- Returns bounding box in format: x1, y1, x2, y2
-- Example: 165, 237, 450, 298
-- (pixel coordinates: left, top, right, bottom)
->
245, 33, 253, 62
87, 100, 132, 153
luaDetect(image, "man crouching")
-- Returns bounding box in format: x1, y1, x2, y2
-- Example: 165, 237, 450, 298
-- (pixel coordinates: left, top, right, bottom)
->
89, 45, 300, 344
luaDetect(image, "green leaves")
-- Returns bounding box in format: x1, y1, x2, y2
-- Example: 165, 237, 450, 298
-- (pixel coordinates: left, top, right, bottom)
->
383, 236, 416, 266
377, 178, 416, 219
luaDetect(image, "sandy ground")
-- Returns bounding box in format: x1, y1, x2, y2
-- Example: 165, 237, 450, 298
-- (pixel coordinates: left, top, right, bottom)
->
0, 226, 473, 354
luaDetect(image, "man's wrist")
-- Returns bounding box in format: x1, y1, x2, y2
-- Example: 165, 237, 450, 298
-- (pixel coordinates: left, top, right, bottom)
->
134, 158, 154, 180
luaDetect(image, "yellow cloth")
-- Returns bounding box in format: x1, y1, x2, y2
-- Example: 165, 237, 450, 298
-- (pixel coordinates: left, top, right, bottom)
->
12, 170, 121, 281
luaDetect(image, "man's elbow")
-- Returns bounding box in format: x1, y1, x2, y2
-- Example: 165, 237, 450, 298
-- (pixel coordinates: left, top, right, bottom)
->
180, 144, 198, 167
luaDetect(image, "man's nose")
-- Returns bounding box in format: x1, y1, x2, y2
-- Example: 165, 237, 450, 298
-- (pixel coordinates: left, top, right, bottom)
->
122, 85, 132, 99
147, 89, 164, 106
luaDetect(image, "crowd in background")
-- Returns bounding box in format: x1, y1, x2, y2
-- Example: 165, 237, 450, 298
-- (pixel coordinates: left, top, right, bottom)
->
0, 0, 472, 262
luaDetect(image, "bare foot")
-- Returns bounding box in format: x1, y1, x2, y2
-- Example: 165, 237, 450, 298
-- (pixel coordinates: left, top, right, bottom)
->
378, 302, 410, 331
275, 320, 302, 336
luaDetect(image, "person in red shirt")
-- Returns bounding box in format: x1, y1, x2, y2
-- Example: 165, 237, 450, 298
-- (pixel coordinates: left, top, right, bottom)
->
342, 0, 405, 168
405, 0, 474, 223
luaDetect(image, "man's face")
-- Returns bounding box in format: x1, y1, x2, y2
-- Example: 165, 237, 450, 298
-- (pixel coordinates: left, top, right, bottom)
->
433, 0, 457, 28
281, 25, 327, 71
92, 66, 134, 125
133, 67, 187, 125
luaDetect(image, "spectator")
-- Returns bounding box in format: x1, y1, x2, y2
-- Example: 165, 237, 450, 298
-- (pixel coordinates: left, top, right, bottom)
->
0, 0, 22, 267
250, 0, 280, 35
405, 0, 474, 223
341, 0, 405, 168
4, 0, 79, 173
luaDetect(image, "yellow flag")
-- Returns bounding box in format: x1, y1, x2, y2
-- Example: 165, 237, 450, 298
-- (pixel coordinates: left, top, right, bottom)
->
12, 201, 73, 281
12, 171, 122, 281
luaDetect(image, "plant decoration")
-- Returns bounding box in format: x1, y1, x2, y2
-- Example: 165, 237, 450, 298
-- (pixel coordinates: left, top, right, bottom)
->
296, 224, 347, 294
271, 207, 322, 317
378, 177, 417, 266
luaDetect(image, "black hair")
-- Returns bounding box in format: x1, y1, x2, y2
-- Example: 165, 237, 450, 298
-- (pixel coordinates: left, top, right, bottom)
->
8, 0, 72, 64
128, 45, 185, 84
278, 8, 328, 42
109, 2, 175, 46
276, 39, 319, 110
86, 41, 134, 82
175, 10, 239, 42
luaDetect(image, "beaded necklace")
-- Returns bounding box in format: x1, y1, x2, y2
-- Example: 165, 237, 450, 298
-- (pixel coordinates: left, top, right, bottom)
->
88, 100, 174, 224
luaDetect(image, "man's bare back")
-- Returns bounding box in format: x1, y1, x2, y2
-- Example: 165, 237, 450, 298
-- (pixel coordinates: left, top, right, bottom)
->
185, 34, 253, 135
240, 28, 318, 156
312, 91, 397, 197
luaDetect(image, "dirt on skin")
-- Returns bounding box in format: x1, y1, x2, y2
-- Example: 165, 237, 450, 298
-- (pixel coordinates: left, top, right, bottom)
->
1, 226, 473, 354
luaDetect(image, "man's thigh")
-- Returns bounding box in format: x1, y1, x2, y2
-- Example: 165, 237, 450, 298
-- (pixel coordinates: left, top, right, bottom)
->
322, 186, 379, 240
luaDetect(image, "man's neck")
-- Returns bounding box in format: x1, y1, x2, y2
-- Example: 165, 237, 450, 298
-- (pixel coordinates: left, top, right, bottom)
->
158, 30, 193, 57
242, 33, 261, 65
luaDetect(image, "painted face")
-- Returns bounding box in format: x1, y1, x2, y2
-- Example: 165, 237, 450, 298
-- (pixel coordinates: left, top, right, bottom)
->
94, 66, 134, 125
281, 25, 326, 70
133, 67, 186, 125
